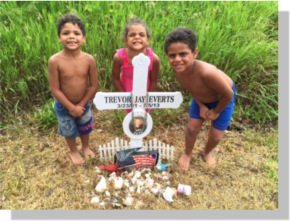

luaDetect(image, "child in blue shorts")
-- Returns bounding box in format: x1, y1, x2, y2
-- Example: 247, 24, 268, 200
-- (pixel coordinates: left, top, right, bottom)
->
164, 28, 236, 170
48, 14, 98, 164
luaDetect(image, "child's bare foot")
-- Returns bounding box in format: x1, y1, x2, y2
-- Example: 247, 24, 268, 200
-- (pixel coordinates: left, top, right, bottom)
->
69, 152, 85, 164
83, 147, 95, 159
202, 152, 216, 166
179, 154, 192, 170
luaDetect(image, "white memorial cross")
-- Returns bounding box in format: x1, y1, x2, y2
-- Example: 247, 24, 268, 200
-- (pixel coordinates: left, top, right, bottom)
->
93, 53, 183, 148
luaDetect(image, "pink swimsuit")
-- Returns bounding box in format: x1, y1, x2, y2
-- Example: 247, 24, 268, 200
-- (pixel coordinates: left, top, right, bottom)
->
117, 48, 154, 114
117, 47, 154, 93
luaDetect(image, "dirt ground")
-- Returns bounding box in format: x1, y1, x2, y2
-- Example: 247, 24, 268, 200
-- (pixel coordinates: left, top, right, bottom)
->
0, 109, 278, 210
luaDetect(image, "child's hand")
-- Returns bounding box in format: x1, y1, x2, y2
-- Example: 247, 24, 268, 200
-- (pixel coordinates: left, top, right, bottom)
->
69, 105, 85, 117
205, 109, 220, 121
199, 106, 209, 120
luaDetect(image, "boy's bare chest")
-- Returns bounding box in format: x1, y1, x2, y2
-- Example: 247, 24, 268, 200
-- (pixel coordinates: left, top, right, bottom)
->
58, 60, 89, 78
177, 74, 213, 99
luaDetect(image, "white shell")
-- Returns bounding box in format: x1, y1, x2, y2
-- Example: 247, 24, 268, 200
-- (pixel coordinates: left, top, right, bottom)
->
99, 201, 106, 207
129, 186, 135, 193
114, 191, 121, 197
137, 185, 141, 194
114, 177, 124, 190
145, 178, 154, 189
144, 173, 151, 178
123, 179, 130, 188
123, 196, 134, 206
90, 197, 100, 203
162, 176, 169, 181
127, 171, 134, 178
95, 176, 107, 193
108, 172, 117, 181
162, 187, 177, 202
151, 187, 159, 195
94, 166, 101, 173
105, 191, 111, 197
137, 179, 145, 187
133, 171, 141, 179
131, 178, 137, 185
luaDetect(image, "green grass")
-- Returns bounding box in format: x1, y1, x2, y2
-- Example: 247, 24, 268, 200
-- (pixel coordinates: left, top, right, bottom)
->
0, 1, 278, 125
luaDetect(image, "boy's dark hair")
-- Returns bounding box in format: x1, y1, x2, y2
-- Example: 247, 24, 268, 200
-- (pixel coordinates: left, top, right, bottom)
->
56, 14, 86, 36
164, 27, 197, 54
122, 18, 150, 42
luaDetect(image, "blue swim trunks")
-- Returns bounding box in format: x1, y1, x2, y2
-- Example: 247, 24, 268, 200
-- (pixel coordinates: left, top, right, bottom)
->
189, 82, 236, 131
54, 100, 94, 138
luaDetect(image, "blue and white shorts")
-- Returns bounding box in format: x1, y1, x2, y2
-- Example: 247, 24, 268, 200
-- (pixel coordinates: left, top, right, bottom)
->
54, 100, 94, 138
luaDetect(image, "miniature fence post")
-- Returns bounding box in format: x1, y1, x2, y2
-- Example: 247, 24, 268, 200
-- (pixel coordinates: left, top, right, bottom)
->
111, 140, 115, 157
153, 138, 157, 153
166, 144, 170, 160
115, 137, 120, 152
158, 140, 162, 160
162, 143, 166, 159
99, 145, 103, 160
107, 143, 111, 160
98, 138, 175, 161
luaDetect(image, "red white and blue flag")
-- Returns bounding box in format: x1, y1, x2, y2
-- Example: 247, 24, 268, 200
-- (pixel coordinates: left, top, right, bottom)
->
118, 154, 157, 168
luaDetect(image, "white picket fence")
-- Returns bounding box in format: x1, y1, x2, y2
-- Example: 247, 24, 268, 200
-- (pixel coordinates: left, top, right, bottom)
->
98, 137, 174, 161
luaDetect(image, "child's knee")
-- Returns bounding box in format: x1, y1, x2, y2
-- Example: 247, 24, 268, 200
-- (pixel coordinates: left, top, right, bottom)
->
186, 124, 201, 136
209, 131, 224, 143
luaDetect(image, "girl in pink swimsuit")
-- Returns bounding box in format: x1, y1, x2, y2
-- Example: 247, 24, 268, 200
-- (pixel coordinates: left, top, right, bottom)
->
112, 18, 160, 113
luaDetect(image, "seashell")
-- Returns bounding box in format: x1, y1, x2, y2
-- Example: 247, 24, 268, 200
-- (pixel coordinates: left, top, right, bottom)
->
99, 201, 106, 207
108, 172, 117, 181
144, 189, 150, 194
165, 181, 171, 186
84, 179, 90, 184
162, 176, 169, 181
137, 185, 141, 194
90, 197, 100, 203
114, 191, 121, 197
154, 173, 162, 180
123, 179, 130, 188
161, 171, 167, 176
114, 177, 124, 190
137, 179, 145, 187
133, 171, 141, 179
121, 171, 128, 178
110, 198, 118, 203
127, 171, 134, 178
144, 173, 151, 178
129, 186, 135, 193
94, 166, 101, 173
109, 172, 117, 178
162, 187, 177, 202
145, 178, 154, 189
131, 178, 137, 185
123, 196, 134, 206
95, 176, 107, 193
151, 187, 160, 195
112, 203, 123, 208
105, 191, 111, 197
151, 183, 162, 195
141, 168, 151, 173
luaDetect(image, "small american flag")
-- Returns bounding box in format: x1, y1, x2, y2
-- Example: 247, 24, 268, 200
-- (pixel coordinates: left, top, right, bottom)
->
118, 153, 157, 168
